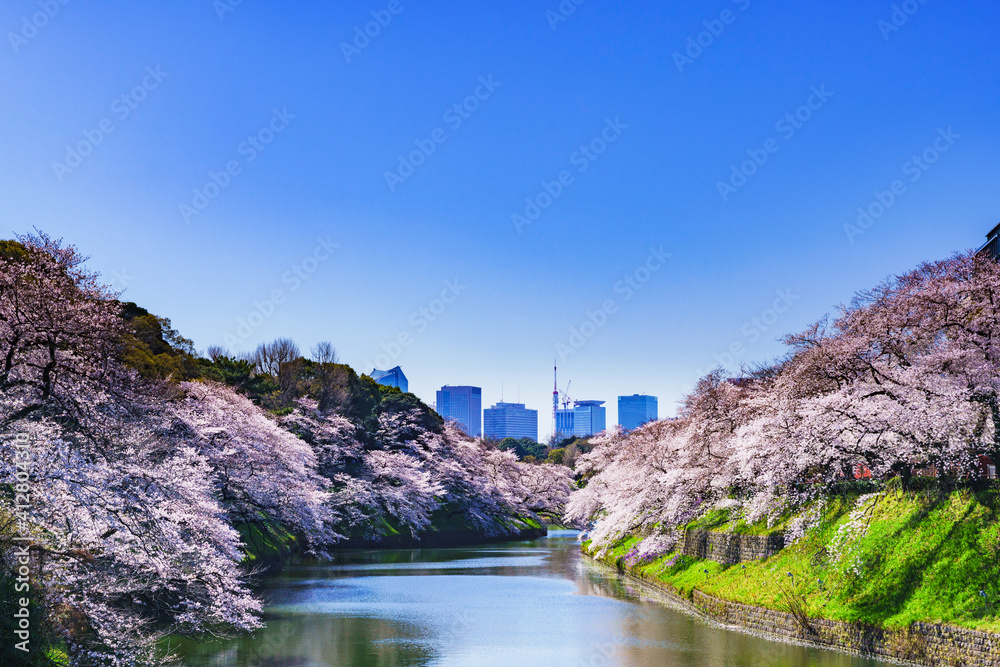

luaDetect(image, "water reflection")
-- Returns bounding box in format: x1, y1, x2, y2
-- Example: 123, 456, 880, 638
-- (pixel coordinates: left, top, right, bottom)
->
174, 530, 888, 667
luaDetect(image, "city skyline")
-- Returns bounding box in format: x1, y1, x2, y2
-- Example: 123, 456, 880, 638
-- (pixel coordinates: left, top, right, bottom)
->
398, 366, 655, 439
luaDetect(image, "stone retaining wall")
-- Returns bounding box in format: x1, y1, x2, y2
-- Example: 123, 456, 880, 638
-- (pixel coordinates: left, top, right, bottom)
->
605, 555, 1000, 667
676, 529, 785, 564
690, 590, 1000, 666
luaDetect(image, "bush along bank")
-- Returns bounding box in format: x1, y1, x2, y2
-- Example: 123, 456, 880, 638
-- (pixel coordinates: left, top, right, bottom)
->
332, 509, 548, 550
583, 486, 1000, 666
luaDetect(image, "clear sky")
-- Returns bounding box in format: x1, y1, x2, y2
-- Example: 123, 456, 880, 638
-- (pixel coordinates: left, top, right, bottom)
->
2, 0, 998, 439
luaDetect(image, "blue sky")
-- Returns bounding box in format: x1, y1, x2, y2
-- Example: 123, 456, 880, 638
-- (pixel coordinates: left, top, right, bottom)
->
2, 0, 998, 439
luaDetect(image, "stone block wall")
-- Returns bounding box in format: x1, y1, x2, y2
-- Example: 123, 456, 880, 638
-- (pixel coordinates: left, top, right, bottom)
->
676, 529, 785, 564
690, 589, 1000, 666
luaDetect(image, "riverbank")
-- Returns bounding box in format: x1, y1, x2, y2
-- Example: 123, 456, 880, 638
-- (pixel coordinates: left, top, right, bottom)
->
333, 517, 547, 550
243, 514, 549, 573
583, 488, 1000, 666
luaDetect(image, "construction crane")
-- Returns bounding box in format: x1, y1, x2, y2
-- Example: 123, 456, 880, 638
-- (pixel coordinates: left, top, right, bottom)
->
560, 380, 573, 411
552, 362, 576, 443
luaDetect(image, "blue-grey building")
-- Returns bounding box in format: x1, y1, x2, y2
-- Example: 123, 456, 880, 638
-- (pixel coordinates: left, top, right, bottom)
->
370, 366, 408, 393
484, 402, 538, 441
557, 400, 606, 439
572, 400, 606, 437
618, 394, 658, 431
554, 408, 575, 442
436, 385, 482, 437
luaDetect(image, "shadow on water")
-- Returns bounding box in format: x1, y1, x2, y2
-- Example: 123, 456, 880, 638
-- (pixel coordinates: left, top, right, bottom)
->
173, 530, 891, 667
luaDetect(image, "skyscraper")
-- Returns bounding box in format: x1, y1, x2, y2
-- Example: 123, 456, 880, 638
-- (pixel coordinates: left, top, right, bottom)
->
556, 400, 607, 439
435, 385, 482, 437
571, 400, 606, 437
618, 394, 658, 431
554, 408, 575, 442
370, 366, 408, 393
484, 402, 538, 441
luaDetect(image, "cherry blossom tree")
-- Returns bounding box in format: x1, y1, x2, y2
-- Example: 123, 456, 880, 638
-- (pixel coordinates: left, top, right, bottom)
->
282, 400, 572, 540
0, 235, 263, 664
165, 381, 335, 552
571, 252, 1000, 550
0, 231, 131, 429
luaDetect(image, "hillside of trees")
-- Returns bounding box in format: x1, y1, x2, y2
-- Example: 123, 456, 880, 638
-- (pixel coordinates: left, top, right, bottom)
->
0, 232, 571, 666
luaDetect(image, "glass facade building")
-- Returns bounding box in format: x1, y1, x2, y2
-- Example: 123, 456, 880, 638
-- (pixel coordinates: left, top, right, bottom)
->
370, 366, 408, 393
554, 408, 575, 442
435, 385, 482, 437
618, 394, 658, 431
572, 400, 606, 437
483, 402, 538, 441
556, 400, 606, 439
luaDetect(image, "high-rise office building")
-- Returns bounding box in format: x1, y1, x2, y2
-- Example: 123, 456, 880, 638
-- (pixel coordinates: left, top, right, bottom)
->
435, 385, 482, 437
618, 394, 658, 431
370, 366, 408, 393
572, 400, 606, 437
554, 408, 575, 442
484, 402, 538, 441
556, 400, 606, 439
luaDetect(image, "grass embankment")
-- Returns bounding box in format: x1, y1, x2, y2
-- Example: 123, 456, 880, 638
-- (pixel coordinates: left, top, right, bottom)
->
588, 488, 1000, 634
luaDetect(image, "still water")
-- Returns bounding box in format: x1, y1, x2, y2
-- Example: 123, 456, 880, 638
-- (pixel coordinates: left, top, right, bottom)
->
175, 530, 888, 667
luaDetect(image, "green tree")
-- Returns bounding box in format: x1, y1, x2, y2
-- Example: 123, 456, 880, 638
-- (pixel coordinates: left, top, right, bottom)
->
119, 302, 200, 380
498, 437, 548, 461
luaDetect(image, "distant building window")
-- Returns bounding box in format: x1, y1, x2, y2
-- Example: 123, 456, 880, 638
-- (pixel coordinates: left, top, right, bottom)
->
990, 464, 997, 480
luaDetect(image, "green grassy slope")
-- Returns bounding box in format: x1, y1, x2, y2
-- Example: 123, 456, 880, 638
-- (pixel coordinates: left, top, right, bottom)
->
588, 488, 1000, 633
